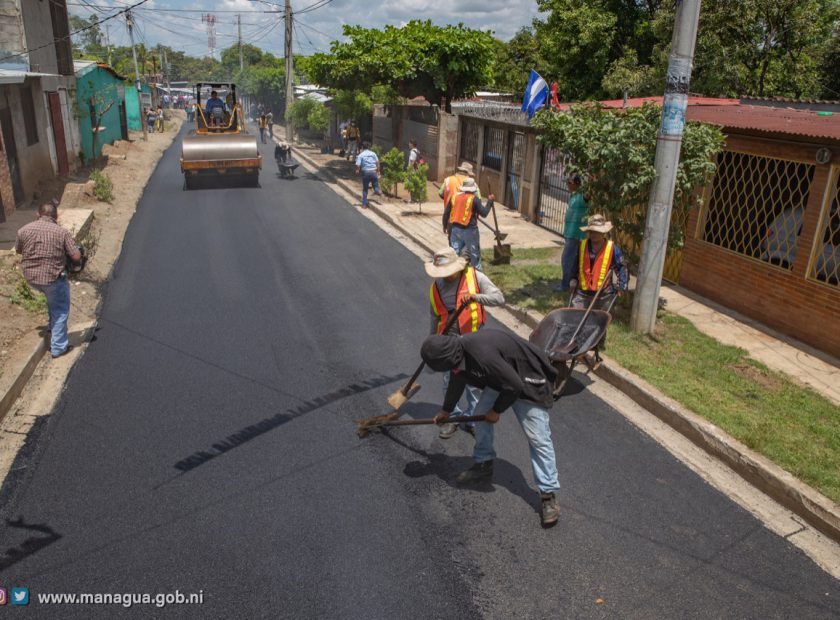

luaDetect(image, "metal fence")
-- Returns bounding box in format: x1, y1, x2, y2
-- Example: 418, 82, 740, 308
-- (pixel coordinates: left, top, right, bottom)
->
505, 132, 526, 210
483, 126, 505, 171
459, 120, 479, 165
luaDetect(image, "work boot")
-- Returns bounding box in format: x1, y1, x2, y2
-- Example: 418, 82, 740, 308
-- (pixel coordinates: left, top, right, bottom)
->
540, 492, 560, 526
455, 460, 493, 485
438, 422, 458, 439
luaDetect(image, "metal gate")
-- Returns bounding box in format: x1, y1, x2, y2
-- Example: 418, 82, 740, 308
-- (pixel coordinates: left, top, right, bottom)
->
537, 147, 572, 234
505, 131, 526, 210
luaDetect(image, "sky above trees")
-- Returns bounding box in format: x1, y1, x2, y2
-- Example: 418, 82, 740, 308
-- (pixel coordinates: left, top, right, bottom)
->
68, 0, 539, 60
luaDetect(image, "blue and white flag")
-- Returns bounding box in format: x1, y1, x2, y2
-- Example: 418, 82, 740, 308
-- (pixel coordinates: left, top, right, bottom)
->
521, 69, 549, 120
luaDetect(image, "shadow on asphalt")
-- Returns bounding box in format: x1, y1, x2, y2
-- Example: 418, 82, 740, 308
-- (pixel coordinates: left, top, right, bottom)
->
377, 403, 538, 514
0, 517, 62, 572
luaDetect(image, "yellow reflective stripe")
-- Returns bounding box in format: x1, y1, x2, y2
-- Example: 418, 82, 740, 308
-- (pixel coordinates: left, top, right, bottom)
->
464, 267, 480, 332
430, 283, 445, 333
597, 241, 614, 288
460, 195, 474, 226
579, 239, 588, 291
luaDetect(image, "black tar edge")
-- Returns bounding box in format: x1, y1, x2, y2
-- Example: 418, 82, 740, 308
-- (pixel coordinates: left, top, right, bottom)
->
174, 373, 408, 473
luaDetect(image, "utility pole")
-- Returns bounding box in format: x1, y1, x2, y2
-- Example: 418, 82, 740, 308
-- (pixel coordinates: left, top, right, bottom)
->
284, 0, 293, 142
162, 47, 171, 95
238, 14, 243, 70
125, 10, 147, 141
630, 0, 701, 333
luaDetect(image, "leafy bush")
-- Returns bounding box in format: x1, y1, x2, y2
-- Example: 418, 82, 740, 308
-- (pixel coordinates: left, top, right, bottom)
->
307, 102, 330, 135
379, 147, 406, 196
90, 169, 113, 203
285, 98, 317, 127
532, 102, 724, 266
10, 270, 46, 314
405, 162, 429, 211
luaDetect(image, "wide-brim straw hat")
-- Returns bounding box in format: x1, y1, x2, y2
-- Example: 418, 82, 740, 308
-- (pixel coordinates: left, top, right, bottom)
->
425, 247, 467, 278
456, 161, 474, 175
459, 178, 478, 193
581, 214, 613, 233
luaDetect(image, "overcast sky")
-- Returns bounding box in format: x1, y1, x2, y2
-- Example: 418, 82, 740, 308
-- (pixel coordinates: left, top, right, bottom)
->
70, 0, 541, 59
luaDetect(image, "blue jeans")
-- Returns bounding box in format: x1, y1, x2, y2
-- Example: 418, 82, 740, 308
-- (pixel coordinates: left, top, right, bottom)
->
442, 371, 480, 423
33, 276, 70, 357
361, 171, 380, 206
560, 237, 580, 290
449, 226, 482, 271
472, 388, 560, 494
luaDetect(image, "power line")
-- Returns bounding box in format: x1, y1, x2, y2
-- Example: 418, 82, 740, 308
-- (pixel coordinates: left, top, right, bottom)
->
68, 3, 282, 14
296, 20, 332, 42
297, 0, 336, 15
0, 0, 149, 64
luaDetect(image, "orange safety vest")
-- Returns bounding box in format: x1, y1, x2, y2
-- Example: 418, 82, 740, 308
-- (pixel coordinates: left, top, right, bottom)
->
579, 239, 614, 291
429, 267, 486, 334
449, 192, 476, 227
259, 117, 267, 128
442, 174, 467, 209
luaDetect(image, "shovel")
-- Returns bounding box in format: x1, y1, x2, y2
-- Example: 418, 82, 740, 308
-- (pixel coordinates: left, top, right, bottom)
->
553, 268, 613, 356
484, 181, 511, 265
386, 299, 471, 410
357, 413, 487, 438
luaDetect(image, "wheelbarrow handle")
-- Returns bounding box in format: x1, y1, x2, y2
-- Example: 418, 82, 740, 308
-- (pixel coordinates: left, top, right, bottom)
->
567, 267, 613, 345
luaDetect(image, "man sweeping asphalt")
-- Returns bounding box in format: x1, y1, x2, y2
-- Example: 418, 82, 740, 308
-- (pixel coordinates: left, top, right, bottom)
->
421, 329, 562, 526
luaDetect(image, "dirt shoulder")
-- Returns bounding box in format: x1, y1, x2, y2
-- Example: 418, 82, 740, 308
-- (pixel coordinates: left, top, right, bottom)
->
0, 113, 184, 377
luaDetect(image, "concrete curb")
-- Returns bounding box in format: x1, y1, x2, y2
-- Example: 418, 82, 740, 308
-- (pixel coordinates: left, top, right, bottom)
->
293, 142, 840, 544
0, 321, 96, 425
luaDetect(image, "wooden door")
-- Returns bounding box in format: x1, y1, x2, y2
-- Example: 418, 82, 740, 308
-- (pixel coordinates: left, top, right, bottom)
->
47, 91, 69, 176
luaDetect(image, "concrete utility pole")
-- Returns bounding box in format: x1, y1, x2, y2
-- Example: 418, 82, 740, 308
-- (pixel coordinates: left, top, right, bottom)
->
630, 0, 701, 333
238, 14, 244, 70
125, 10, 147, 141
284, 0, 294, 142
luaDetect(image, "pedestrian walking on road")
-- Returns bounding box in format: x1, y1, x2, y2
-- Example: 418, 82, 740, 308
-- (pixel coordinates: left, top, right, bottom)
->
422, 329, 562, 526
556, 174, 588, 292
442, 178, 494, 271
408, 140, 420, 169
569, 214, 628, 312
259, 114, 268, 144
145, 107, 155, 132
346, 122, 361, 161
355, 141, 381, 208
426, 247, 505, 438
156, 105, 164, 133
15, 202, 81, 359
266, 110, 274, 139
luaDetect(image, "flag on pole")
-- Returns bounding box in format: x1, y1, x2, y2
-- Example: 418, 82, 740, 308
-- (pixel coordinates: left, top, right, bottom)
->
521, 69, 549, 119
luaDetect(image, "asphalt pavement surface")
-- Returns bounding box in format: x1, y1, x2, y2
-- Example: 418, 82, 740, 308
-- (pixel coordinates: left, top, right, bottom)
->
1, 126, 839, 618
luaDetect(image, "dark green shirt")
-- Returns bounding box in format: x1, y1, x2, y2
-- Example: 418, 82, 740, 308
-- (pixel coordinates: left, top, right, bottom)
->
563, 191, 588, 240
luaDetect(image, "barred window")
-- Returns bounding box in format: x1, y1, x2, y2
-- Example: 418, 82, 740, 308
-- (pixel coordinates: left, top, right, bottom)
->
702, 151, 815, 270
483, 126, 504, 171
811, 169, 840, 287
459, 121, 478, 163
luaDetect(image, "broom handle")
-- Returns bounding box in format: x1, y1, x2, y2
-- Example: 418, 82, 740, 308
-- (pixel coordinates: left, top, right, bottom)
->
378, 414, 487, 428
401, 298, 471, 396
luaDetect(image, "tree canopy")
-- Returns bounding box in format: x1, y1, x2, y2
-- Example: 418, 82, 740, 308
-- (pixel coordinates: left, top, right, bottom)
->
306, 20, 496, 112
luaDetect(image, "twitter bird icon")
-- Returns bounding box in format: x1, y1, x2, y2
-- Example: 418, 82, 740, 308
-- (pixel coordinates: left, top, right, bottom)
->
11, 587, 29, 605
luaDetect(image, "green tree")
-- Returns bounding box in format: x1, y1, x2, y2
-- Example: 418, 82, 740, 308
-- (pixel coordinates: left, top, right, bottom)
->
285, 97, 317, 128
667, 0, 840, 98
532, 103, 724, 265
307, 102, 330, 136
379, 147, 407, 196
492, 27, 540, 95
307, 20, 496, 112
601, 46, 657, 100
69, 14, 104, 57
405, 162, 430, 212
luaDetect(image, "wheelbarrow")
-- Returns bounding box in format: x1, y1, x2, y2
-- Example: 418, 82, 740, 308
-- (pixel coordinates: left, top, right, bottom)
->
529, 307, 613, 399
275, 144, 299, 178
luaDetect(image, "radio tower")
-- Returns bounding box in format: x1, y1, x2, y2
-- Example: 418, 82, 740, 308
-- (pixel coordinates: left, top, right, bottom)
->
201, 13, 217, 58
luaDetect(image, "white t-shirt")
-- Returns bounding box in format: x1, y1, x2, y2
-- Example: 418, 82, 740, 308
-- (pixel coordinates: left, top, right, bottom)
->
408, 147, 419, 167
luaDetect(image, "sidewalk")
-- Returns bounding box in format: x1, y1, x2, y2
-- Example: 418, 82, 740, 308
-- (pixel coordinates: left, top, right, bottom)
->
290, 138, 840, 407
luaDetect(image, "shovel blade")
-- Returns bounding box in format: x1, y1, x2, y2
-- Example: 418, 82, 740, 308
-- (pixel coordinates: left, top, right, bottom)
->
387, 383, 421, 410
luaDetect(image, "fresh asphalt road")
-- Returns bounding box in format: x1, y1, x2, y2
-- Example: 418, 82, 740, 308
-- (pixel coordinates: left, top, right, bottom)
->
1, 127, 839, 619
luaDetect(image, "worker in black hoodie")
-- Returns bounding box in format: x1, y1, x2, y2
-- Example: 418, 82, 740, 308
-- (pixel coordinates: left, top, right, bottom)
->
421, 329, 561, 526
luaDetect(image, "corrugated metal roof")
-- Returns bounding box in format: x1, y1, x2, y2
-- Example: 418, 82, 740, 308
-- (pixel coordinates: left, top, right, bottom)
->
0, 69, 58, 84
686, 104, 840, 140
553, 96, 840, 140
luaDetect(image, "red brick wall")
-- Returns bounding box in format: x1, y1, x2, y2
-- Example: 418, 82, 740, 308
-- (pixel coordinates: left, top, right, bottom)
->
681, 155, 840, 358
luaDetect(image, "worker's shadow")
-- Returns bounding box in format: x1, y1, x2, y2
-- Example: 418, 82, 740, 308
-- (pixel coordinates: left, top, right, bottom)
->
381, 404, 538, 513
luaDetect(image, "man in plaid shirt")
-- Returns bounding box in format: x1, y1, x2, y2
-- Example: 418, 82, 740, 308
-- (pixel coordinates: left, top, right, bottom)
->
15, 202, 81, 358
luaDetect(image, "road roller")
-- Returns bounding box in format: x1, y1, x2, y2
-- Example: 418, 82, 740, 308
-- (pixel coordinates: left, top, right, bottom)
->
180, 83, 261, 189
